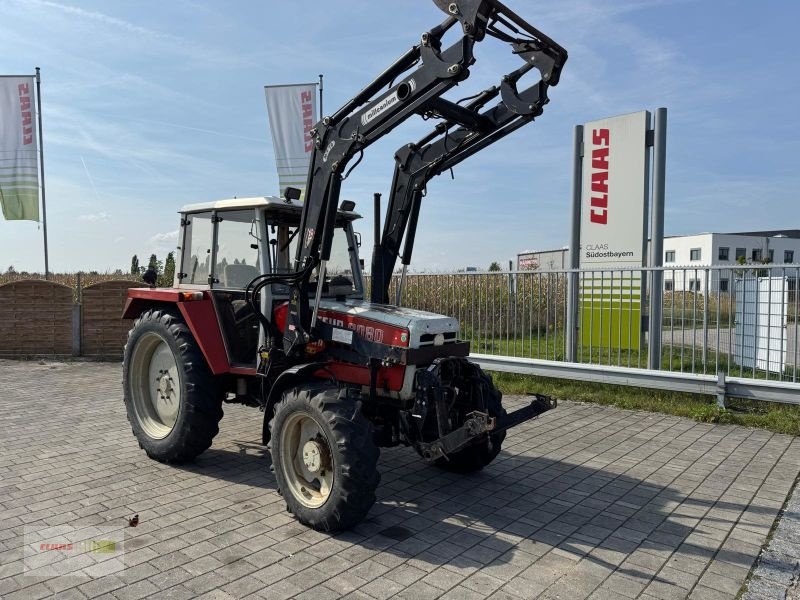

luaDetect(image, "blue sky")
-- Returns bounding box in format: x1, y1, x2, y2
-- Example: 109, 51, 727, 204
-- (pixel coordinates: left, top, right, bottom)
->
1, 0, 798, 273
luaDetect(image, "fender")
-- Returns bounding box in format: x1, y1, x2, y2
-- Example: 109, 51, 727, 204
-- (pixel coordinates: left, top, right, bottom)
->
123, 288, 230, 375
261, 362, 333, 445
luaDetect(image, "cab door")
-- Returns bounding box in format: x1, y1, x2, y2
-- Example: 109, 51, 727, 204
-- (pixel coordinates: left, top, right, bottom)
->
208, 209, 262, 367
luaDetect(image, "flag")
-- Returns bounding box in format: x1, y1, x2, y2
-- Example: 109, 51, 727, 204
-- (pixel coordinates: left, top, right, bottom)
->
0, 76, 39, 221
264, 83, 317, 198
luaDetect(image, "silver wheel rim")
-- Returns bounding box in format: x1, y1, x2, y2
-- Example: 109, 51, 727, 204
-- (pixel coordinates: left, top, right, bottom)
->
129, 332, 181, 439
278, 412, 334, 509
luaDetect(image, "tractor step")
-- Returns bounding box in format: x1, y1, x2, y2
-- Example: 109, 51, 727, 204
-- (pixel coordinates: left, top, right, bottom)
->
417, 395, 556, 463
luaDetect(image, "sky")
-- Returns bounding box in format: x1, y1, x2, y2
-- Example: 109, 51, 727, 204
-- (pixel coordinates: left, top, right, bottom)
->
0, 0, 798, 274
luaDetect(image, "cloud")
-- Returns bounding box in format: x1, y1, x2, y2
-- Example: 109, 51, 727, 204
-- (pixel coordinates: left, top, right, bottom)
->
148, 230, 179, 244
78, 211, 110, 222
15, 0, 247, 68
147, 230, 180, 256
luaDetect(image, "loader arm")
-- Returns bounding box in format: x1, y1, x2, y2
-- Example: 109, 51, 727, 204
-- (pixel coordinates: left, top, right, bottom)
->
279, 0, 566, 354
370, 57, 561, 303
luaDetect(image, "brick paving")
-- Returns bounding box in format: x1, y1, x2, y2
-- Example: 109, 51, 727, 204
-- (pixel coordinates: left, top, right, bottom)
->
1, 359, 799, 600
743, 476, 800, 599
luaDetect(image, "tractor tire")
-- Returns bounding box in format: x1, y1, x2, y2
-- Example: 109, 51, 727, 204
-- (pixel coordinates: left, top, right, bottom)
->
432, 371, 507, 474
123, 308, 223, 463
268, 384, 380, 531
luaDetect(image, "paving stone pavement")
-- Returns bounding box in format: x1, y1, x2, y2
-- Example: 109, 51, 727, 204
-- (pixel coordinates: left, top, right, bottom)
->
1, 359, 799, 600
743, 471, 800, 600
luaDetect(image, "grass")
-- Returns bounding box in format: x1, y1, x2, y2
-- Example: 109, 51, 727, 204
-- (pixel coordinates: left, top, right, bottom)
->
491, 371, 800, 436
468, 331, 798, 381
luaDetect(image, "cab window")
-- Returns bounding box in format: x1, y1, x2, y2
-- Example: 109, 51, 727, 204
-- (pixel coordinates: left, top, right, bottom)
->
180, 212, 213, 285
325, 226, 358, 295
214, 210, 260, 289
269, 222, 361, 297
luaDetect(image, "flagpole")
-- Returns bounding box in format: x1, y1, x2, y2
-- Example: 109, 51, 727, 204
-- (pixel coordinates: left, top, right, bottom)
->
35, 67, 49, 280
318, 73, 324, 117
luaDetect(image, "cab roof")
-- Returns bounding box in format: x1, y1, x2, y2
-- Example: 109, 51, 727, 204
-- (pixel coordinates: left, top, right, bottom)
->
179, 196, 361, 219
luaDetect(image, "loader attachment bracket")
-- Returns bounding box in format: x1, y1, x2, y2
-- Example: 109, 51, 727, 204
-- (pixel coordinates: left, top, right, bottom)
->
417, 395, 556, 462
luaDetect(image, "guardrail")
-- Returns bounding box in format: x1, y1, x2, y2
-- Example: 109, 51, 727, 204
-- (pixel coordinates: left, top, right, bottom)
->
375, 264, 800, 405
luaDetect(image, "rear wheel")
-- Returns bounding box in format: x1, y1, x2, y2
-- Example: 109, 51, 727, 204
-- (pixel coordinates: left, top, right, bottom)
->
123, 308, 223, 463
269, 384, 380, 531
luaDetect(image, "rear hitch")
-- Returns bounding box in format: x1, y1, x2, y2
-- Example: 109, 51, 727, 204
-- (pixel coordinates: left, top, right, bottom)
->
417, 394, 556, 463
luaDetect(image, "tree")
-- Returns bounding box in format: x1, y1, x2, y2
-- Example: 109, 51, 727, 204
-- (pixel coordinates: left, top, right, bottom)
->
488, 261, 502, 272
130, 255, 139, 275
147, 253, 164, 275
160, 251, 176, 287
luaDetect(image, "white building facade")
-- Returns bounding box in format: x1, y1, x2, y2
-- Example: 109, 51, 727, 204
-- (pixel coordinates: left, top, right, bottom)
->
662, 231, 800, 293
518, 230, 800, 293
517, 247, 569, 272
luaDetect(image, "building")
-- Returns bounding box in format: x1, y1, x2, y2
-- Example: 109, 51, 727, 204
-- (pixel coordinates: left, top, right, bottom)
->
517, 230, 800, 293
661, 230, 800, 293
517, 247, 569, 272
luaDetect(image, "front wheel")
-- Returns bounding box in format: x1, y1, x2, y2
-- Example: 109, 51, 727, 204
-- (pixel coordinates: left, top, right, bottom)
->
268, 384, 380, 531
122, 308, 223, 463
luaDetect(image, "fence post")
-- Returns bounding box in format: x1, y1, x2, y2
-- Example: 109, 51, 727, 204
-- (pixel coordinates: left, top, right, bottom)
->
702, 269, 709, 369
648, 108, 667, 370
507, 260, 516, 341
716, 370, 726, 409
72, 272, 82, 357
566, 125, 583, 362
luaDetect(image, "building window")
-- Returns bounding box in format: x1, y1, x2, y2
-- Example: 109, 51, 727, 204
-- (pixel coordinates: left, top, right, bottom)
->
786, 250, 795, 264
690, 248, 702, 261
719, 278, 729, 293
664, 280, 674, 292
665, 250, 675, 263
768, 249, 775, 263
689, 279, 701, 292
718, 247, 729, 261
736, 247, 747, 261
752, 249, 763, 262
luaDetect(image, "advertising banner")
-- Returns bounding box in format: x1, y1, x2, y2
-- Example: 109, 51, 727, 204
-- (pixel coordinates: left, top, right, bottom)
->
579, 111, 650, 349
264, 83, 318, 198
0, 76, 39, 221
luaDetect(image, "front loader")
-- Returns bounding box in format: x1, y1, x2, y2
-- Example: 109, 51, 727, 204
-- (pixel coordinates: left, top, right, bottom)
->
122, 0, 567, 531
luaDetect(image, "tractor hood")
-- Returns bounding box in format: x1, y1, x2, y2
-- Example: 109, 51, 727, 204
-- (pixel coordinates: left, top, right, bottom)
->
317, 298, 459, 347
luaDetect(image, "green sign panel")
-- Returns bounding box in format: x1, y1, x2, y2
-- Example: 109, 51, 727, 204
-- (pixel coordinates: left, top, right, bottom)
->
580, 275, 641, 350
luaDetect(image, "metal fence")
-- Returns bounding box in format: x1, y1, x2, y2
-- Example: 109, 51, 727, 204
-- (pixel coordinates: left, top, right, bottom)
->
374, 264, 800, 405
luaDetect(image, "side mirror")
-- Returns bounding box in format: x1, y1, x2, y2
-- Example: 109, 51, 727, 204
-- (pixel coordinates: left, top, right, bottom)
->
283, 187, 301, 202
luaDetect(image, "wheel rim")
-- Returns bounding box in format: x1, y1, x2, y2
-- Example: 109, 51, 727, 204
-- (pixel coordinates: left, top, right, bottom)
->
278, 412, 334, 509
129, 332, 181, 439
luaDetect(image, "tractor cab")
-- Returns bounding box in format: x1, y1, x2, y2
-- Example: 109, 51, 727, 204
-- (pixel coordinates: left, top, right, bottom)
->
174, 195, 363, 368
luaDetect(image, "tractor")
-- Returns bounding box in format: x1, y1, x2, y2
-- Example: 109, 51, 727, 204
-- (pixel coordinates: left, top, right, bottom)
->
122, 0, 567, 531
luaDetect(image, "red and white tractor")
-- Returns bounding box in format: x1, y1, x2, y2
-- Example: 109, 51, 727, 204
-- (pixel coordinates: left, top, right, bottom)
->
123, 0, 567, 531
